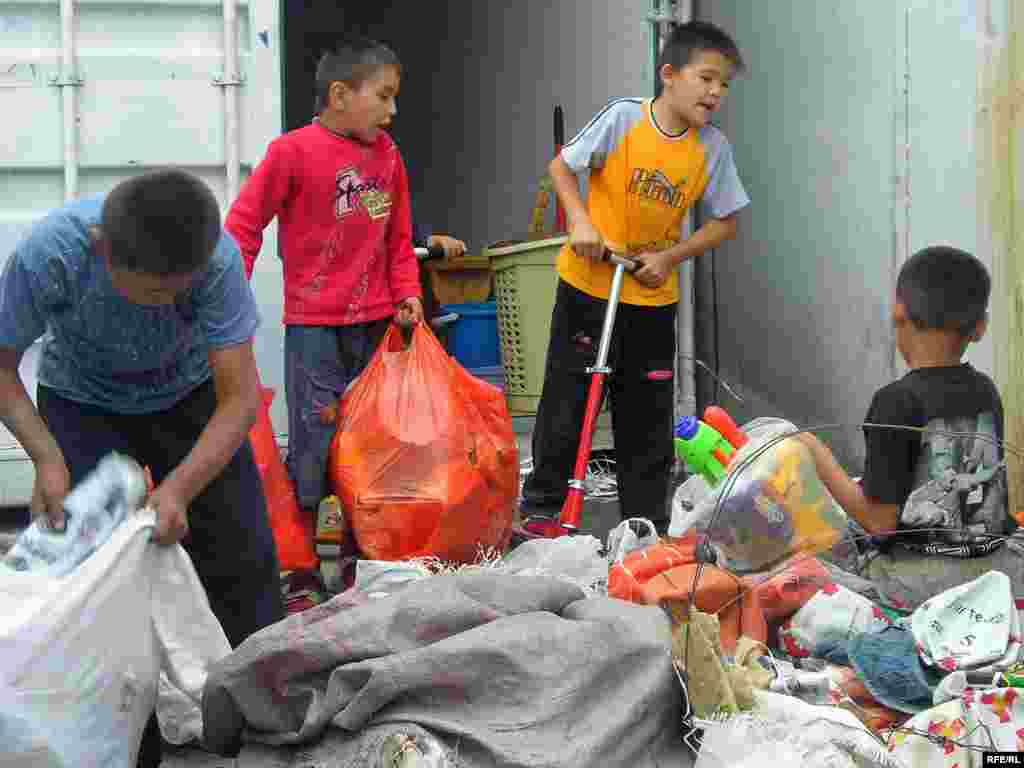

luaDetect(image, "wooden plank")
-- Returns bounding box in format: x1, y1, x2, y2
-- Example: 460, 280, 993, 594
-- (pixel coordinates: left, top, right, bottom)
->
979, 0, 1024, 520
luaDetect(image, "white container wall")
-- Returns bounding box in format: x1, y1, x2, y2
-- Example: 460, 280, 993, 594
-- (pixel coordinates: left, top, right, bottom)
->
0, 0, 284, 506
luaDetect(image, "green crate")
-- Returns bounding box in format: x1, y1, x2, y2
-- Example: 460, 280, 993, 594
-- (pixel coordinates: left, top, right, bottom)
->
486, 235, 564, 413
486, 235, 610, 429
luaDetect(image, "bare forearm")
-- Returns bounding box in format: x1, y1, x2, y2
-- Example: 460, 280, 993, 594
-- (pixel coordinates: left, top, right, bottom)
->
549, 156, 588, 225
163, 390, 259, 505
663, 215, 737, 266
806, 440, 869, 524
0, 354, 63, 465
798, 434, 899, 534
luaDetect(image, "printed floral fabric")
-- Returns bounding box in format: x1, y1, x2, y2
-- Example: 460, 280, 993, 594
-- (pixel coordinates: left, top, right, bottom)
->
910, 571, 1021, 673
779, 581, 893, 665
886, 688, 1024, 768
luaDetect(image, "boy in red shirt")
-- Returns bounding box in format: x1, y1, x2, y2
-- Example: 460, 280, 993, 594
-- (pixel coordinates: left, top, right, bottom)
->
226, 37, 422, 525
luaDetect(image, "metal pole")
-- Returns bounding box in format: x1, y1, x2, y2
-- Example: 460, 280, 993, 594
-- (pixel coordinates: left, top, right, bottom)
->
222, 0, 241, 205
58, 0, 79, 201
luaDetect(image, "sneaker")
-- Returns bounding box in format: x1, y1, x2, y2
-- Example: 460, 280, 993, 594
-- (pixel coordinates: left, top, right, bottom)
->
280, 568, 328, 614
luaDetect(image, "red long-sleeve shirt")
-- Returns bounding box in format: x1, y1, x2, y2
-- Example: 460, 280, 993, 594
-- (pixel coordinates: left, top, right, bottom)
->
225, 121, 421, 326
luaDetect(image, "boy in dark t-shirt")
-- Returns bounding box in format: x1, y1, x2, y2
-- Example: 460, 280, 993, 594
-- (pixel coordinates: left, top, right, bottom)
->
797, 245, 1023, 611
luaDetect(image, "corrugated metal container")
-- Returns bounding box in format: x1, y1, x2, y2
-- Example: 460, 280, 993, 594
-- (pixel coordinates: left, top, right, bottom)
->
0, 0, 284, 506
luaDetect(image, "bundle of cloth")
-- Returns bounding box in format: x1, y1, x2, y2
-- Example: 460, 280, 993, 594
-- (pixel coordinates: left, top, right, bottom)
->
200, 569, 693, 768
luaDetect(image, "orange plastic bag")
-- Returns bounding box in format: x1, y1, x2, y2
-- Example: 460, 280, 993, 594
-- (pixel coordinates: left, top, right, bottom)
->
249, 387, 318, 571
329, 324, 518, 563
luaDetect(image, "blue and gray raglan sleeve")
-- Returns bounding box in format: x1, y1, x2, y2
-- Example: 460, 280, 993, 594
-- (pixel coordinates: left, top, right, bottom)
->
560, 99, 641, 173
0, 223, 68, 355
699, 127, 751, 219
194, 230, 261, 350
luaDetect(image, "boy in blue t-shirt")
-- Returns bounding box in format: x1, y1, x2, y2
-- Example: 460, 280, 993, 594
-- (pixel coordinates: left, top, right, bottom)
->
0, 169, 284, 766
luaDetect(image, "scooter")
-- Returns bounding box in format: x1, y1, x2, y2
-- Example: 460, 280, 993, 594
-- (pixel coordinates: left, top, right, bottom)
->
519, 249, 639, 539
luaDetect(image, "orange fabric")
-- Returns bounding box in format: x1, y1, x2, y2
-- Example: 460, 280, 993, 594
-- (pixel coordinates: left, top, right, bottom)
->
329, 324, 517, 563
641, 564, 768, 654
250, 387, 318, 571
607, 535, 700, 602
608, 534, 767, 654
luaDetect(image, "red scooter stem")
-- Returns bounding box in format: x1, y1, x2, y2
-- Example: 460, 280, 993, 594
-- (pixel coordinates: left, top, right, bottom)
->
558, 250, 637, 532
560, 372, 607, 530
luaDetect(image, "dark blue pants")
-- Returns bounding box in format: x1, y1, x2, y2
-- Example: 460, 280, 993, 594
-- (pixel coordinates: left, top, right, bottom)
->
37, 379, 285, 766
283, 319, 390, 510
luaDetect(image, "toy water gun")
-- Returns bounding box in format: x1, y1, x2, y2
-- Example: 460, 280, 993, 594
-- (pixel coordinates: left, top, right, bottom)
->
702, 406, 749, 451
674, 416, 735, 486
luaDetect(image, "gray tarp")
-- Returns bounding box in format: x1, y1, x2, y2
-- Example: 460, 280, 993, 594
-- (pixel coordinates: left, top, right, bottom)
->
201, 571, 693, 767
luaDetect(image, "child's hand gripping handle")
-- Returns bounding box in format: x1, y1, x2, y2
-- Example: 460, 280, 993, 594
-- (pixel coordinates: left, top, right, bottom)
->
396, 244, 443, 345
414, 244, 447, 262
601, 249, 639, 273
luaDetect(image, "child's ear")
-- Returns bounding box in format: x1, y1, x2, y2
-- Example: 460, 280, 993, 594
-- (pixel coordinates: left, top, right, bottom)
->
658, 63, 677, 88
328, 81, 349, 109
972, 312, 988, 343
892, 298, 908, 325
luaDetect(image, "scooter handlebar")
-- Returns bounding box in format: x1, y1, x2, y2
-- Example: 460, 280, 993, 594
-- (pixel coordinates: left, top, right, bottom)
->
414, 244, 447, 262
602, 249, 638, 272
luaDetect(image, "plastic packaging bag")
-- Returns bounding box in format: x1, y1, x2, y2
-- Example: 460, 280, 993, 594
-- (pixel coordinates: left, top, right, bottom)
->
329, 324, 518, 563
1, 451, 147, 577
250, 387, 318, 572
669, 418, 850, 574
0, 454, 231, 766
694, 690, 908, 768
606, 518, 659, 563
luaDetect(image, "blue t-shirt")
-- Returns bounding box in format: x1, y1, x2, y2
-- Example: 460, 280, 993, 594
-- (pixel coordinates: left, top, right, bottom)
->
0, 197, 260, 414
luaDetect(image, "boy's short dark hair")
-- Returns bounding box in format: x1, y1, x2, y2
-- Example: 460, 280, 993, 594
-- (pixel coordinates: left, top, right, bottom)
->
897, 245, 991, 337
314, 36, 400, 113
101, 169, 221, 276
658, 20, 745, 73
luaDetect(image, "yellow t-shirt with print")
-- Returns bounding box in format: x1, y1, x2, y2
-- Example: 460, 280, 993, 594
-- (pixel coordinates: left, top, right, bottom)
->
557, 97, 749, 306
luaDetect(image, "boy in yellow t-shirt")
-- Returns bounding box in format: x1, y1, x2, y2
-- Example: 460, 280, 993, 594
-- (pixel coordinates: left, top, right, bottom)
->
523, 21, 751, 533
